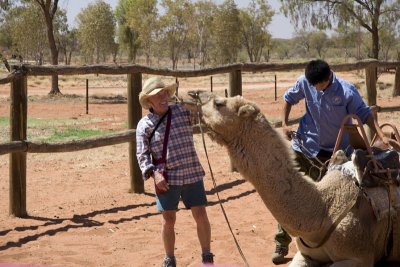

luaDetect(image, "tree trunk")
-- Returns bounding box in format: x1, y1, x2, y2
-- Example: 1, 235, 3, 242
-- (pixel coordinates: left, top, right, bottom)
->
67, 51, 72, 65
64, 50, 68, 65
393, 67, 400, 97
49, 74, 59, 95
42, 2, 61, 95
371, 24, 379, 60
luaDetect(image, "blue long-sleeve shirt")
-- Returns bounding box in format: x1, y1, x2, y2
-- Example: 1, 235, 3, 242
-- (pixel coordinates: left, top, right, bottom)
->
284, 72, 371, 158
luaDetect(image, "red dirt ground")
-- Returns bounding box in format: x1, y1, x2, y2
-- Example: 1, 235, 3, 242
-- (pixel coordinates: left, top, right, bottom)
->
0, 72, 399, 267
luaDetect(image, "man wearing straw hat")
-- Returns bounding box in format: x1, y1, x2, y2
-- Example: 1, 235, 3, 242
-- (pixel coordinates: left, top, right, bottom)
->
136, 76, 214, 267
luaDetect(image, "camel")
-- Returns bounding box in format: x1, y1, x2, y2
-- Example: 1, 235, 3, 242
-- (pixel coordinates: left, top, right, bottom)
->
188, 91, 399, 267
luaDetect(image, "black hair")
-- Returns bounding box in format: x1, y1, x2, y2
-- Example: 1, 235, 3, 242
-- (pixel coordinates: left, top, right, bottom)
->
305, 59, 331, 85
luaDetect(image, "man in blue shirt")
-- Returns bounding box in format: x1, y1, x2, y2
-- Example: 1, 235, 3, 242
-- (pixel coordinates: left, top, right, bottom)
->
272, 59, 388, 264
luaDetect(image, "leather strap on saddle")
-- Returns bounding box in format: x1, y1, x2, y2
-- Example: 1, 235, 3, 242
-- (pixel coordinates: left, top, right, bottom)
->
387, 177, 400, 261
299, 183, 361, 249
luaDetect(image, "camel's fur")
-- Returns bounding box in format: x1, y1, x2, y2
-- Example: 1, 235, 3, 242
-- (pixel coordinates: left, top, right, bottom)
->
194, 92, 391, 267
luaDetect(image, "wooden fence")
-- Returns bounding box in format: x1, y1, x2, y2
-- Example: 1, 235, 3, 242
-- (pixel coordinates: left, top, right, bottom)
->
1, 59, 400, 217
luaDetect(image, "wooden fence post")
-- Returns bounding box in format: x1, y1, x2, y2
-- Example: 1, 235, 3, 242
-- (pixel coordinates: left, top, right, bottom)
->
393, 67, 400, 97
365, 62, 378, 140
86, 79, 89, 114
228, 70, 242, 172
274, 74, 277, 101
229, 70, 242, 97
10, 73, 27, 217
127, 73, 144, 193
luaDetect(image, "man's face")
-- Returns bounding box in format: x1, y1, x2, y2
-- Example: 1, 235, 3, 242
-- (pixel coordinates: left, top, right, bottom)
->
313, 79, 331, 91
148, 89, 169, 115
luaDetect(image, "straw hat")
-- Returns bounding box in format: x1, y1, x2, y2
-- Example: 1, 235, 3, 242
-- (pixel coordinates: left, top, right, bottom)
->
139, 77, 177, 109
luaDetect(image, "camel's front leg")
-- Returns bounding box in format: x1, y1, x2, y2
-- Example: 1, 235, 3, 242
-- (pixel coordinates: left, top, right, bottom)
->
289, 251, 320, 267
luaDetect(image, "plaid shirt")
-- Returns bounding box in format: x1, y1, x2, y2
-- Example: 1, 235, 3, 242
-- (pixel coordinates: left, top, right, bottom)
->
136, 104, 205, 185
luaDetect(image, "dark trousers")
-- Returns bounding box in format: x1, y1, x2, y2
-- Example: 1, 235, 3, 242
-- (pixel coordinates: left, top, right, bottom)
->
274, 149, 332, 247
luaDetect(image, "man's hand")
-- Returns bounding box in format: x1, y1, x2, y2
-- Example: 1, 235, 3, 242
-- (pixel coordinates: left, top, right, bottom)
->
282, 126, 294, 141
153, 170, 169, 192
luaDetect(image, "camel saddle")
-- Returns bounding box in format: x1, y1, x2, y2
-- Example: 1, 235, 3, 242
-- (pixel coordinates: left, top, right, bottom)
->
352, 148, 400, 188
351, 148, 400, 261
329, 147, 400, 261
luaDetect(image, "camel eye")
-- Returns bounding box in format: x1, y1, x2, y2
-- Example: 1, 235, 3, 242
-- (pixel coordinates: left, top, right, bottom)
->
214, 99, 226, 108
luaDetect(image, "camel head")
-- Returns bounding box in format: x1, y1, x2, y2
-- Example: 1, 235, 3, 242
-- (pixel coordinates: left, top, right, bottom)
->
188, 90, 260, 145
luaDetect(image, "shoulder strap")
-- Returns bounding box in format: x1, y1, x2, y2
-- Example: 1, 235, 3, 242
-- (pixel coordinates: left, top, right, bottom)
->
152, 108, 172, 165
160, 108, 172, 161
149, 107, 170, 143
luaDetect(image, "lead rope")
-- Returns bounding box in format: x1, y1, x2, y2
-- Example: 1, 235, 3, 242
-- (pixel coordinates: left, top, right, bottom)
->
291, 131, 327, 181
194, 96, 250, 267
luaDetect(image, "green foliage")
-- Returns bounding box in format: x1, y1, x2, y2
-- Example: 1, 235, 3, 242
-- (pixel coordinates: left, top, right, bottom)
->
191, 0, 216, 67
115, 0, 140, 63
0, 17, 12, 50
273, 39, 293, 60
125, 0, 158, 65
159, 0, 193, 69
279, 0, 400, 59
7, 4, 47, 63
77, 0, 116, 64
210, 0, 242, 65
309, 31, 329, 58
239, 0, 274, 62
58, 27, 78, 65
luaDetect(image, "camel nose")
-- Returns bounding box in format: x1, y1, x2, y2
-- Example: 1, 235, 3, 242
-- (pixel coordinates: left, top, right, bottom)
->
188, 90, 212, 105
188, 90, 203, 100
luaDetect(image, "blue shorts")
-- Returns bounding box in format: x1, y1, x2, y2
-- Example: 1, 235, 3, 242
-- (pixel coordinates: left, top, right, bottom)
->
156, 180, 207, 212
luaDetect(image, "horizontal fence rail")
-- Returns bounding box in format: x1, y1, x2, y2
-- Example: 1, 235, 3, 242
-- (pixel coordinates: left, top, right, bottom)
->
0, 59, 399, 217
0, 130, 136, 155
1, 60, 399, 83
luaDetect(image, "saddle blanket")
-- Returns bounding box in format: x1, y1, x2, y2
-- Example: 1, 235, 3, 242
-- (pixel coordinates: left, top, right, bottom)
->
329, 161, 400, 221
364, 186, 400, 221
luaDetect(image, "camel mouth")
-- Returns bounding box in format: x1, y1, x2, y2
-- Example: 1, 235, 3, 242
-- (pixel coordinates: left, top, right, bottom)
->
187, 90, 227, 143
187, 89, 211, 124
188, 90, 213, 105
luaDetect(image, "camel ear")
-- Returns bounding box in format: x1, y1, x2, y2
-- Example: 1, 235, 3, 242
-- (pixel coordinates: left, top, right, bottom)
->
238, 104, 257, 118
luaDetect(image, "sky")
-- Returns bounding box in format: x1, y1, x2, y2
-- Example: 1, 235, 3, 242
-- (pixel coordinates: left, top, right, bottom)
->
60, 0, 295, 39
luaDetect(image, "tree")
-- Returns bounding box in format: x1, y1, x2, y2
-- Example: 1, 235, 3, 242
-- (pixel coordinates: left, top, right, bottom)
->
293, 29, 311, 57
280, 0, 400, 59
309, 31, 329, 58
239, 0, 274, 62
210, 0, 242, 65
159, 0, 193, 69
332, 24, 361, 60
273, 39, 292, 60
31, 0, 62, 94
77, 0, 116, 64
125, 0, 158, 65
0, 7, 13, 52
8, 4, 47, 64
58, 28, 78, 65
380, 28, 397, 61
115, 0, 140, 63
191, 0, 216, 68
0, 0, 10, 22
